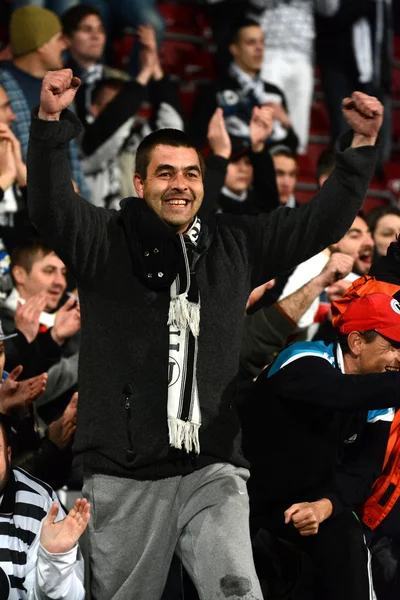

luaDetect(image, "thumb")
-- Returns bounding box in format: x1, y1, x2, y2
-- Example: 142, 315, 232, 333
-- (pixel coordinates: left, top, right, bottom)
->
71, 76, 81, 90
44, 503, 59, 526
7, 365, 23, 381
61, 295, 76, 311
68, 391, 78, 410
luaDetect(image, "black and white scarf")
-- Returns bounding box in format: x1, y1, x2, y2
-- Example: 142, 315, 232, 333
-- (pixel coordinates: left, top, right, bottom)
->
167, 217, 202, 454
120, 200, 202, 454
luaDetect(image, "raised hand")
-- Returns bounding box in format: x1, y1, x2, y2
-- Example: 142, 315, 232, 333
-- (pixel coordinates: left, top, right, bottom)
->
0, 139, 17, 190
48, 391, 78, 449
136, 25, 162, 83
317, 252, 355, 288
342, 92, 383, 146
15, 292, 48, 343
250, 106, 274, 152
0, 124, 26, 187
264, 101, 290, 129
38, 69, 81, 121
138, 24, 157, 53
207, 108, 231, 159
51, 295, 81, 346
40, 498, 90, 554
0, 366, 47, 415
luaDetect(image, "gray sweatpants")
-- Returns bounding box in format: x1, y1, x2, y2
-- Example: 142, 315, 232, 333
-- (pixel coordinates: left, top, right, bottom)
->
82, 463, 262, 600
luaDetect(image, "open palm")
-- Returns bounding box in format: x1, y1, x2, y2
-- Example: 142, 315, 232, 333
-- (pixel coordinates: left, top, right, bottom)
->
40, 498, 90, 554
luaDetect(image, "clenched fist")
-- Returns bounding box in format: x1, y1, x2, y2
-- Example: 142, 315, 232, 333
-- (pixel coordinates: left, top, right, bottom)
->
343, 92, 383, 146
38, 69, 81, 121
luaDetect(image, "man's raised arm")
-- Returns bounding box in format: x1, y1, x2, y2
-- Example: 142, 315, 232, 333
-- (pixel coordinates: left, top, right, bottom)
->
244, 92, 383, 288
27, 69, 112, 282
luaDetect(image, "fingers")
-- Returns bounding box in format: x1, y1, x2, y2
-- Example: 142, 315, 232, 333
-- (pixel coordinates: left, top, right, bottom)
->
60, 295, 76, 312
284, 503, 302, 524
7, 365, 23, 382
44, 503, 59, 525
342, 92, 383, 118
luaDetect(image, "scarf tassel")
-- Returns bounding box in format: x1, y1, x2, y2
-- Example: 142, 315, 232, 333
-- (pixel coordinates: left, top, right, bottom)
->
168, 417, 200, 454
168, 293, 200, 337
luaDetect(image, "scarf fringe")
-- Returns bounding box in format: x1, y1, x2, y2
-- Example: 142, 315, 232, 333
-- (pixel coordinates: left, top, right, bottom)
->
167, 294, 200, 337
168, 417, 200, 454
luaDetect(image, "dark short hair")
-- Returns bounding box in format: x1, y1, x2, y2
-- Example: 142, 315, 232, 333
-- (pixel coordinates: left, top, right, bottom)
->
316, 148, 335, 185
337, 329, 378, 354
230, 19, 262, 45
367, 206, 400, 234
91, 77, 124, 105
61, 4, 102, 36
135, 129, 206, 180
11, 238, 53, 275
269, 145, 297, 162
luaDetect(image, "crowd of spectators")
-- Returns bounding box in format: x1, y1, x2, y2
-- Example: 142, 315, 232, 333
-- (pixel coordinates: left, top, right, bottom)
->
0, 1, 398, 599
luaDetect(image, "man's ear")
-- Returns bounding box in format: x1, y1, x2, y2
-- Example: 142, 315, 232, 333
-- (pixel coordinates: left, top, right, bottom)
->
347, 331, 363, 357
229, 43, 238, 60
133, 173, 145, 198
62, 34, 72, 49
12, 265, 26, 287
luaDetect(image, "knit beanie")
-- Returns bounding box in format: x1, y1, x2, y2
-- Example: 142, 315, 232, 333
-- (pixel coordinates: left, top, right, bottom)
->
10, 6, 62, 57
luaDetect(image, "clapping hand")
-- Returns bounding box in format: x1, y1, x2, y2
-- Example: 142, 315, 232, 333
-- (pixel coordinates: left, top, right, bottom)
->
207, 108, 231, 159
15, 292, 48, 343
48, 391, 78, 449
40, 498, 90, 554
250, 106, 274, 152
51, 294, 81, 346
0, 366, 47, 415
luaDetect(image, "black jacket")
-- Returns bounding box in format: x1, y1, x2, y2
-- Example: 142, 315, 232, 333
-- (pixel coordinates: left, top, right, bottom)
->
27, 109, 377, 481
242, 349, 396, 518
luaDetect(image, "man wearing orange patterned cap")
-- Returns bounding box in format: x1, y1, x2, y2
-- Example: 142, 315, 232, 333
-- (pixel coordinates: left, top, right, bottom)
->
242, 292, 400, 600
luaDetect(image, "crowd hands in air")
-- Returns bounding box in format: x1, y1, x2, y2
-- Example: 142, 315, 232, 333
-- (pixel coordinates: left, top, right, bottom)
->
0, 2, 398, 599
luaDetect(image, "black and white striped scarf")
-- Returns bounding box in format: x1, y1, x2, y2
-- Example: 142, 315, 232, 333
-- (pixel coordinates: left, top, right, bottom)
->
167, 217, 202, 454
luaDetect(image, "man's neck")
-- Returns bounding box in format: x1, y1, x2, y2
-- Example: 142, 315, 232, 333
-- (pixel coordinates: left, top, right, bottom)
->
234, 60, 258, 79
69, 50, 98, 72
13, 55, 46, 79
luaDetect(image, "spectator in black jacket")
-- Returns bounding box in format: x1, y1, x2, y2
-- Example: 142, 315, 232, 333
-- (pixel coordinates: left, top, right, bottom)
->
205, 105, 279, 216
242, 292, 400, 600
189, 20, 299, 153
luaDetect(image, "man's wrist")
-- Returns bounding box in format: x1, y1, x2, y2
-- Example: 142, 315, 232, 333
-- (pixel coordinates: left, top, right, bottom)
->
313, 498, 333, 522
50, 327, 64, 346
351, 133, 377, 148
251, 142, 264, 153
38, 108, 61, 121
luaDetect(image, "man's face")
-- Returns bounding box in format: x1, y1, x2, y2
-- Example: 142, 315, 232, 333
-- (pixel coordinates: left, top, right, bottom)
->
134, 145, 204, 233
357, 333, 400, 374
0, 427, 11, 496
334, 216, 374, 275
273, 155, 297, 205
66, 14, 106, 64
229, 25, 264, 75
14, 251, 67, 312
39, 32, 67, 70
0, 87, 15, 126
225, 156, 253, 194
373, 213, 400, 257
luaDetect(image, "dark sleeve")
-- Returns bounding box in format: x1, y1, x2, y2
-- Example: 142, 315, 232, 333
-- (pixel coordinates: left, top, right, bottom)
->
333, 420, 391, 507
250, 147, 280, 212
148, 75, 184, 127
188, 85, 218, 149
81, 80, 147, 156
238, 130, 377, 288
13, 438, 72, 490
4, 330, 63, 378
266, 357, 400, 411
199, 154, 228, 221
27, 109, 113, 283
240, 304, 296, 378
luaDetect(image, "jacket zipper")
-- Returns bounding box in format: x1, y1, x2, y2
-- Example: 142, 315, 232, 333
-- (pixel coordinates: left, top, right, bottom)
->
124, 385, 135, 460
